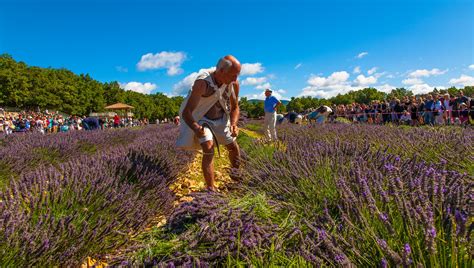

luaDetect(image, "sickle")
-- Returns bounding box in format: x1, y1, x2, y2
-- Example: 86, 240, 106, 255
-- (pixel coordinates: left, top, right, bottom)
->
201, 122, 221, 157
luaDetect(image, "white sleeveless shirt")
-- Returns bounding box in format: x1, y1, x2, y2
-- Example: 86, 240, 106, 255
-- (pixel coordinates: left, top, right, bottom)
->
176, 71, 235, 150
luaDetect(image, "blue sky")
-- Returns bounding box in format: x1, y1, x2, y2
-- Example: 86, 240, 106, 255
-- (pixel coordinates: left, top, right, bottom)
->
1, 0, 473, 100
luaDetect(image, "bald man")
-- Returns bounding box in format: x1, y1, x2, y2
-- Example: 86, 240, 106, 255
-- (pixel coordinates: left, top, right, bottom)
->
176, 55, 241, 192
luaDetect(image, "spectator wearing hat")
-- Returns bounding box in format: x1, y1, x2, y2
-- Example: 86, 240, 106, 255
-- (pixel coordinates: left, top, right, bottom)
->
263, 88, 281, 141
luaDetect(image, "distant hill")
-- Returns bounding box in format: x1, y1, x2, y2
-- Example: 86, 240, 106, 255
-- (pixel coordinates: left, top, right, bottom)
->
248, 99, 290, 105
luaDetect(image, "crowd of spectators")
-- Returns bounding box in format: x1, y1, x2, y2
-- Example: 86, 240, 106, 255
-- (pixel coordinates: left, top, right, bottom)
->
0, 109, 155, 135
2, 91, 472, 135
327, 91, 473, 126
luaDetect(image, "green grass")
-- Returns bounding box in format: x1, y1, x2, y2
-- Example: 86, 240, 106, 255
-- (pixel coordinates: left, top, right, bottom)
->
31, 147, 62, 167
244, 123, 262, 132
132, 226, 184, 264
237, 129, 277, 160
228, 193, 274, 219
77, 141, 97, 155
0, 161, 14, 190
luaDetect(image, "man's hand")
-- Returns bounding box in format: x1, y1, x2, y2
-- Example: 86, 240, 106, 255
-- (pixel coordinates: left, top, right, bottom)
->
193, 125, 206, 138
274, 101, 282, 112
230, 125, 239, 137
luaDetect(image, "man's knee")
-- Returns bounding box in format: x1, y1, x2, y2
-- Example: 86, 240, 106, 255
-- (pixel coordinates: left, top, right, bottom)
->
201, 140, 214, 154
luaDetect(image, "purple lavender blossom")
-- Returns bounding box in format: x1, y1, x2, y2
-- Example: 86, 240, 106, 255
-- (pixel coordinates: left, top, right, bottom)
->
404, 243, 411, 255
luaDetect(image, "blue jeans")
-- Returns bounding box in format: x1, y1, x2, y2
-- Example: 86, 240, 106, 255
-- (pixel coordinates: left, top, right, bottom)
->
423, 112, 434, 125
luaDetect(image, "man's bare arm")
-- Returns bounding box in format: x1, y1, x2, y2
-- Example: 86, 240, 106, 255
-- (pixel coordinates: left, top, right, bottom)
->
229, 81, 240, 137
275, 100, 282, 111
229, 81, 240, 126
182, 80, 206, 136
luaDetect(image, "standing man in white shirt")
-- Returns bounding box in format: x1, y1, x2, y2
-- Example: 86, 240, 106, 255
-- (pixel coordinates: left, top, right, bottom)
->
263, 88, 281, 141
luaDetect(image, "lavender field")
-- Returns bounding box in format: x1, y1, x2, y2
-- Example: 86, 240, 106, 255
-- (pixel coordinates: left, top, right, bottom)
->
0, 125, 194, 266
0, 123, 472, 267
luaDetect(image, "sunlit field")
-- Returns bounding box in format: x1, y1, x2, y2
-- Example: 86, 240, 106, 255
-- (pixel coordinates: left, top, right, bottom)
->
1, 122, 472, 267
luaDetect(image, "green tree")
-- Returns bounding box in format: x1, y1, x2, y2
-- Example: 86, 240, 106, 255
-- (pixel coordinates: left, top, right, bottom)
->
387, 88, 413, 100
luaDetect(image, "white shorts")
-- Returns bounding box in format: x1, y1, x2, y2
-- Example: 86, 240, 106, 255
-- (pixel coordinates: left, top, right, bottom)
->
198, 116, 235, 146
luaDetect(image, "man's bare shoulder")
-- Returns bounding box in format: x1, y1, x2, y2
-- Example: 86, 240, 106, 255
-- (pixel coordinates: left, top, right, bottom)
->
191, 79, 207, 96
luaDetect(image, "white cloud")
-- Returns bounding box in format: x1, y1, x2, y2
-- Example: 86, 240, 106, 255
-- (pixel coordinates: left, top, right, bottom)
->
173, 63, 266, 95
399, 68, 447, 88
408, 68, 447, 78
276, 89, 287, 94
255, 82, 272, 90
307, 71, 350, 87
353, 74, 377, 87
386, 74, 395, 79
299, 86, 345, 99
402, 78, 424, 85
408, 83, 435, 95
172, 67, 216, 95
241, 75, 273, 90
115, 66, 128, 73
241, 77, 267, 86
162, 92, 177, 97
367, 67, 378, 75
356, 52, 368, 59
374, 71, 386, 79
377, 84, 395, 93
353, 66, 361, 74
300, 71, 361, 98
269, 91, 284, 100
119, 82, 157, 94
136, 51, 187, 76
449, 74, 474, 86
167, 65, 182, 76
294, 63, 302, 70
469, 64, 474, 70
240, 63, 264, 76
300, 70, 387, 98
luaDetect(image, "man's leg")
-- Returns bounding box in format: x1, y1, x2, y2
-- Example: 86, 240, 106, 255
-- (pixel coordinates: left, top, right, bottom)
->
264, 112, 271, 140
226, 141, 241, 169
200, 140, 215, 190
429, 112, 435, 125
426, 112, 431, 125
226, 141, 242, 182
269, 112, 277, 140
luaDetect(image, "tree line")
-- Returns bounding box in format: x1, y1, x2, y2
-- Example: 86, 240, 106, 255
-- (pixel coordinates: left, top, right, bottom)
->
0, 54, 183, 120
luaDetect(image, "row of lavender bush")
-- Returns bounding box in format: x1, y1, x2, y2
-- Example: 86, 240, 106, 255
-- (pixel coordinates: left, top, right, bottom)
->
123, 123, 472, 267
0, 125, 194, 266
240, 124, 472, 267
